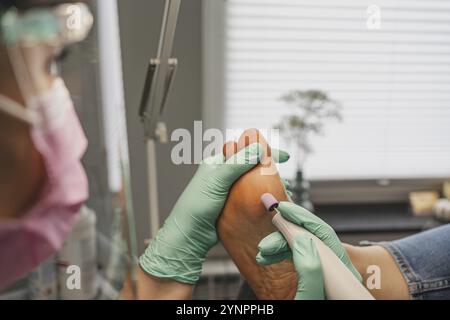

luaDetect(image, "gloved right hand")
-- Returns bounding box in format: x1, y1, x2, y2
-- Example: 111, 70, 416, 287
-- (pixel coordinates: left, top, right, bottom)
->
290, 234, 325, 300
256, 202, 362, 282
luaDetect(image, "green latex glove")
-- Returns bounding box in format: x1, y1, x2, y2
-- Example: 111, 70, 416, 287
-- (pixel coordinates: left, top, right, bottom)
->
256, 202, 362, 282
291, 235, 325, 300
140, 143, 290, 284
281, 178, 294, 199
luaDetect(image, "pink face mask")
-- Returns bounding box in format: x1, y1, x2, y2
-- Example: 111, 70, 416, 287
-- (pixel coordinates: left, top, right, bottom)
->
0, 78, 89, 289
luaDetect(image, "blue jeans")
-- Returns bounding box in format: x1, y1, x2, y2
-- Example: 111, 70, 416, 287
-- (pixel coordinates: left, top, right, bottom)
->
379, 224, 450, 300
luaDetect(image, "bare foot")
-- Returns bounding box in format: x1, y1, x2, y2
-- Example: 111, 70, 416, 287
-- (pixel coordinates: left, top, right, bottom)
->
217, 129, 297, 299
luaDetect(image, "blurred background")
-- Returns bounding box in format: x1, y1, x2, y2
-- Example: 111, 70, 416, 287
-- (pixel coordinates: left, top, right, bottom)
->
2, 0, 450, 300
126, 0, 450, 299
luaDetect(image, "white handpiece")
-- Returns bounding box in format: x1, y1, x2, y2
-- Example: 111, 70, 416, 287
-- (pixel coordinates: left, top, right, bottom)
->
261, 193, 374, 300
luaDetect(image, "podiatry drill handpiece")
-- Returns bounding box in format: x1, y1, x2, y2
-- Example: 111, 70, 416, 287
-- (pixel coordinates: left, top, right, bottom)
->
260, 193, 374, 300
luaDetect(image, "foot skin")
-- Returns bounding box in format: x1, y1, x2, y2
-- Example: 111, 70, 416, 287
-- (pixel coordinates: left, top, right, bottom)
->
217, 129, 297, 300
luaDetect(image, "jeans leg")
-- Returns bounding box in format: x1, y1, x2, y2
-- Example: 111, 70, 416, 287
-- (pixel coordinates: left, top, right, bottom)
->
379, 224, 450, 300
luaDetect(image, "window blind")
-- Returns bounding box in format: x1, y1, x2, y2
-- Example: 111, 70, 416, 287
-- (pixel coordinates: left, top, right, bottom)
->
221, 0, 450, 180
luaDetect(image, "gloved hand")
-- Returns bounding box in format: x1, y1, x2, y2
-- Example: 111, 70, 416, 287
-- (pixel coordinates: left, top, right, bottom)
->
291, 235, 325, 300
140, 143, 290, 284
256, 202, 362, 282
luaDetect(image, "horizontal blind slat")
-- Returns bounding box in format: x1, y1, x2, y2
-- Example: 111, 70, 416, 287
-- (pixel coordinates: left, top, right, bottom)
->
223, 0, 450, 179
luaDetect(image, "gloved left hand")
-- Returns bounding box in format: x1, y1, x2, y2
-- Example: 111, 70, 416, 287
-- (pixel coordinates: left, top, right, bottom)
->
140, 143, 290, 284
